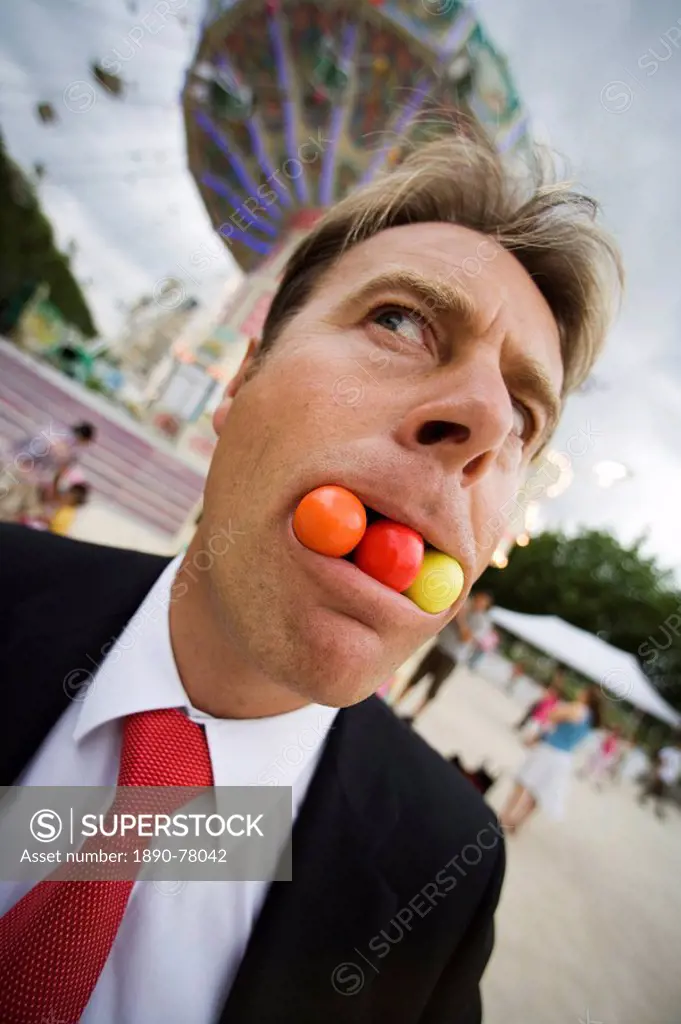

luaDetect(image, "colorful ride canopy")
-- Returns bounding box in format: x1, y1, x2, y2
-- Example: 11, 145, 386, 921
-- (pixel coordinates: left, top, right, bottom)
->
183, 0, 528, 271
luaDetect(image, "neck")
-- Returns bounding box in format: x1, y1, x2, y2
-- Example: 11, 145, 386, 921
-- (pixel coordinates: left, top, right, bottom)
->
168, 543, 309, 720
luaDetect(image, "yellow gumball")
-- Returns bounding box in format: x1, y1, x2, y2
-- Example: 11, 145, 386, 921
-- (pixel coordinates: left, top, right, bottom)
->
405, 550, 464, 614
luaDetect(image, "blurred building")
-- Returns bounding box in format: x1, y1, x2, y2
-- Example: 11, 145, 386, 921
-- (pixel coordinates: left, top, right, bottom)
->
112, 290, 200, 380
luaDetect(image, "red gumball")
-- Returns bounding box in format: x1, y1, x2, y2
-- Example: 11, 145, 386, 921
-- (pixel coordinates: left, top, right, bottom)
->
353, 520, 425, 592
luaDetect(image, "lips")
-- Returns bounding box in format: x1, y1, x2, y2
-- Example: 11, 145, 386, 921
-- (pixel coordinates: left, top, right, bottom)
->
354, 492, 449, 562
292, 485, 465, 614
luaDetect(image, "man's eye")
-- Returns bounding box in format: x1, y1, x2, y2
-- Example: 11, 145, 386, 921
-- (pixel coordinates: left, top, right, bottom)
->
370, 306, 427, 346
511, 400, 535, 442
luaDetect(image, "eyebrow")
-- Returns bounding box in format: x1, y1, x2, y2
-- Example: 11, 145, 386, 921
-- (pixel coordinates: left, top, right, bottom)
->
336, 268, 480, 330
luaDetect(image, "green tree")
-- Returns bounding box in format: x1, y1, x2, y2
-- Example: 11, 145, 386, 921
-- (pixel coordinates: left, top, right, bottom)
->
479, 530, 681, 712
0, 133, 97, 337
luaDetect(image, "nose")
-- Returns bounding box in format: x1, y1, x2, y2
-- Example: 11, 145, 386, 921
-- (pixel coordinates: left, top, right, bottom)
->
394, 366, 513, 486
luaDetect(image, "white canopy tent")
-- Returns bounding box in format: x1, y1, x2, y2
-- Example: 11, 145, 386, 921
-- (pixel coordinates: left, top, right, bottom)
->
491, 607, 681, 728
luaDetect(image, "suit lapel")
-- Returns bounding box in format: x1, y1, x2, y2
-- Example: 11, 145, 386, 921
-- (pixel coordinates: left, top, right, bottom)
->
221, 699, 401, 1024
0, 538, 168, 784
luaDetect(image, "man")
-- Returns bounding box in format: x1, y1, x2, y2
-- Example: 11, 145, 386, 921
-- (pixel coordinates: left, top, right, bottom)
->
0, 132, 621, 1023
514, 667, 564, 733
397, 592, 493, 722
466, 596, 498, 672
639, 737, 681, 819
0, 419, 95, 521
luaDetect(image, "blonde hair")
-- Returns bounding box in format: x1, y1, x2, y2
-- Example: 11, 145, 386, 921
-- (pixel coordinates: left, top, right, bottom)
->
260, 131, 623, 397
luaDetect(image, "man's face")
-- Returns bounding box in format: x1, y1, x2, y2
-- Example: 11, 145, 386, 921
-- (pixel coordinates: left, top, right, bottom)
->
200, 222, 563, 707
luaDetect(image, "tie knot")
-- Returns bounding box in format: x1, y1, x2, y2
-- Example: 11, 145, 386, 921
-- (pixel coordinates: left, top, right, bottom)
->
118, 708, 213, 788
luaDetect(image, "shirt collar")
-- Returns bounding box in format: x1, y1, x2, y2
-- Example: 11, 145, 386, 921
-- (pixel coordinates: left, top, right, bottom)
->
73, 555, 338, 787
74, 556, 189, 743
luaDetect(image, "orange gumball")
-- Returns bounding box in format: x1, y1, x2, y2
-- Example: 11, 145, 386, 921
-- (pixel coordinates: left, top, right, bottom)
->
293, 485, 367, 557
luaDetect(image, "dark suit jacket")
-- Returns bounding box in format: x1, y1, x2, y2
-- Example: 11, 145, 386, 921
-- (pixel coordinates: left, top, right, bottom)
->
0, 524, 505, 1023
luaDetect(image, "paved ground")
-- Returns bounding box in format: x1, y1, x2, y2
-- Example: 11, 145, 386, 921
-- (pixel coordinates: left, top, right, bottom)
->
393, 663, 681, 1024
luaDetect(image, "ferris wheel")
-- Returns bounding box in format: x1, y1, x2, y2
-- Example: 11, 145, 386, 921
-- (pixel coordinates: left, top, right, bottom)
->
183, 0, 529, 273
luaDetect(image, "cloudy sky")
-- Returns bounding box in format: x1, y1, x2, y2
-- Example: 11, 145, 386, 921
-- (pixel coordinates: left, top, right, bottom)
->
1, 0, 679, 573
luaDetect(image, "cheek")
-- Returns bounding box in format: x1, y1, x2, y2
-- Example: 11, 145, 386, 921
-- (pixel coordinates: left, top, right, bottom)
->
263, 339, 386, 444
208, 344, 378, 514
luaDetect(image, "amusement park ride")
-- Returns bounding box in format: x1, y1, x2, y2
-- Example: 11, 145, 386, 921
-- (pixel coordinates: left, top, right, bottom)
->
179, 0, 529, 361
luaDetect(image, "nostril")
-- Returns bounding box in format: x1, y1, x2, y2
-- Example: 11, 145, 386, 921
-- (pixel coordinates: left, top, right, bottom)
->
463, 453, 485, 478
417, 421, 471, 446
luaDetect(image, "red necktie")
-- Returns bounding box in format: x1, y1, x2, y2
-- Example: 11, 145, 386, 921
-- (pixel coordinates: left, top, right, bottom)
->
0, 708, 214, 1024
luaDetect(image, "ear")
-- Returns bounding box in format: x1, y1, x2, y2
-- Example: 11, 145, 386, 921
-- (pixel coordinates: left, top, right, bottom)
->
212, 337, 259, 435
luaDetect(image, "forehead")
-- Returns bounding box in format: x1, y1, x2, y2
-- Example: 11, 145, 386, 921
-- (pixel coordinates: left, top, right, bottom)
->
323, 221, 560, 343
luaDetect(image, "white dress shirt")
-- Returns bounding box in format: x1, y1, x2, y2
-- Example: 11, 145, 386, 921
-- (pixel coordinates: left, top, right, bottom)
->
0, 557, 338, 1024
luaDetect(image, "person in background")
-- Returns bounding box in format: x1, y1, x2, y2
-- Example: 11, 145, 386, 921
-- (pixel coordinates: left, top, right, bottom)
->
638, 736, 681, 819
463, 592, 494, 665
500, 684, 602, 832
505, 661, 526, 694
10, 482, 90, 535
0, 420, 96, 519
608, 735, 634, 784
48, 482, 90, 536
467, 623, 499, 671
396, 592, 493, 722
514, 667, 564, 735
578, 725, 621, 790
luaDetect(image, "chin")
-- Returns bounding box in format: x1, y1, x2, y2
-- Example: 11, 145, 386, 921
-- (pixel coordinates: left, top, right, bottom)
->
278, 606, 389, 708
305, 665, 381, 708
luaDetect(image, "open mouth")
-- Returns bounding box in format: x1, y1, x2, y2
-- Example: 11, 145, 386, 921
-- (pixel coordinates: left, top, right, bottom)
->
340, 504, 382, 560
291, 484, 465, 616
365, 506, 382, 527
